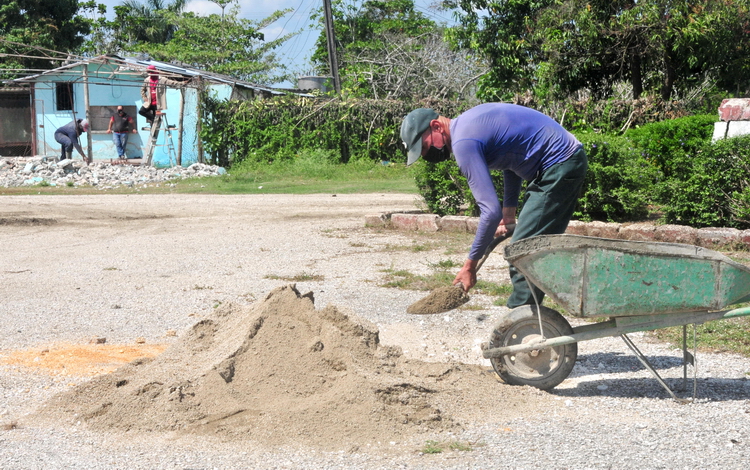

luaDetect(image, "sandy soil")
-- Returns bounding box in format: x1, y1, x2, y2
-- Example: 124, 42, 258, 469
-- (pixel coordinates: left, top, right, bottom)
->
1, 193, 543, 450
5, 194, 750, 469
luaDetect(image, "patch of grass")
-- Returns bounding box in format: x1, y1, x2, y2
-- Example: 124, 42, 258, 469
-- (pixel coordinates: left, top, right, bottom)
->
103, 267, 119, 271
422, 440, 443, 454
428, 258, 461, 270
449, 441, 477, 452
265, 272, 324, 282
183, 158, 418, 195
380, 268, 454, 290
652, 317, 750, 357
382, 241, 439, 253
476, 280, 512, 298
421, 440, 481, 454
193, 285, 213, 290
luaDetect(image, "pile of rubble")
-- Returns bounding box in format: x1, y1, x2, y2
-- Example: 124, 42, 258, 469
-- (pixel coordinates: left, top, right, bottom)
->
0, 157, 227, 190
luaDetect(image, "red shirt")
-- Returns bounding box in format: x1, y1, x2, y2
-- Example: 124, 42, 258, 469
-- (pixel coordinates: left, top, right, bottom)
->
149, 77, 158, 105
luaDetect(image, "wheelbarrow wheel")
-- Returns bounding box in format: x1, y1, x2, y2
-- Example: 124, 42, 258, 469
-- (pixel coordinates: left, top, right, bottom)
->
489, 305, 577, 390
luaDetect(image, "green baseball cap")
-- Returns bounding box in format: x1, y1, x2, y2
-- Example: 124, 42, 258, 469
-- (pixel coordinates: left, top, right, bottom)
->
401, 108, 438, 165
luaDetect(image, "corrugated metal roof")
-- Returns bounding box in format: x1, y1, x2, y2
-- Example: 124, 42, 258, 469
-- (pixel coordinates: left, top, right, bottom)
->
11, 55, 312, 97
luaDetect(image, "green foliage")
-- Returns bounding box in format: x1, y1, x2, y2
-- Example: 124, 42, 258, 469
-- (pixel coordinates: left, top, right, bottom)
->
200, 95, 719, 226
422, 440, 443, 454
660, 134, 750, 229
113, 0, 187, 46
137, 8, 294, 84
0, 0, 97, 78
445, 0, 553, 101
200, 95, 468, 167
412, 158, 504, 217
653, 317, 750, 358
310, 0, 483, 100
574, 133, 659, 222
448, 0, 750, 101
80, 1, 294, 84
413, 159, 470, 216
625, 114, 716, 178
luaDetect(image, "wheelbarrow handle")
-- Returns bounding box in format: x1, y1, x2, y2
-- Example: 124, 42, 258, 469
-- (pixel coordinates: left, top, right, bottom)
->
475, 223, 515, 272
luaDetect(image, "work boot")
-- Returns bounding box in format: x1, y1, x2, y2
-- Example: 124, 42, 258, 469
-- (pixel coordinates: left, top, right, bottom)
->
66, 150, 73, 161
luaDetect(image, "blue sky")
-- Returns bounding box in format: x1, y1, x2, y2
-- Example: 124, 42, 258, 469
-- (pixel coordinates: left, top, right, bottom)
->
94, 0, 456, 87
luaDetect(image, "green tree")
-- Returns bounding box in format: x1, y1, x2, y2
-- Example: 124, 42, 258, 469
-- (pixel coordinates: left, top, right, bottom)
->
534, 0, 750, 100
448, 0, 750, 101
116, 0, 187, 46
444, 0, 554, 101
311, 0, 484, 99
79, 0, 187, 56
136, 7, 295, 84
0, 0, 100, 77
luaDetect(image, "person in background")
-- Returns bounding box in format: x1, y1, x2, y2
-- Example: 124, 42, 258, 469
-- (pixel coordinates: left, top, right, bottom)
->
107, 105, 137, 159
54, 118, 89, 161
401, 103, 588, 309
138, 65, 186, 126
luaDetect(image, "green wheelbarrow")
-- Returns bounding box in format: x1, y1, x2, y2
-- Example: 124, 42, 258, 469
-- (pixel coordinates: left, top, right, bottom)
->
482, 234, 750, 400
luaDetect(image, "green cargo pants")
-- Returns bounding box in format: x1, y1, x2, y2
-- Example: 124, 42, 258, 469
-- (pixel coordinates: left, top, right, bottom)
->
506, 147, 588, 309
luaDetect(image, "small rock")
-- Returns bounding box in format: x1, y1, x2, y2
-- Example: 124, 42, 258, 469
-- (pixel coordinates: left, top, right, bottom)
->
135, 337, 146, 344
89, 337, 106, 344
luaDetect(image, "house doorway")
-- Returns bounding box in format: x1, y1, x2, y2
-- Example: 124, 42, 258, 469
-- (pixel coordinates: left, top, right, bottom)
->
0, 89, 33, 157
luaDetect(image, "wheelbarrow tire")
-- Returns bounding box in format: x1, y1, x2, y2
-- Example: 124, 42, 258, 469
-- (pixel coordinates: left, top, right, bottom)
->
489, 305, 577, 390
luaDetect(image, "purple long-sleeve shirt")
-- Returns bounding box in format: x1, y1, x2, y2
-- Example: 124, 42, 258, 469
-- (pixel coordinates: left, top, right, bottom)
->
450, 103, 582, 260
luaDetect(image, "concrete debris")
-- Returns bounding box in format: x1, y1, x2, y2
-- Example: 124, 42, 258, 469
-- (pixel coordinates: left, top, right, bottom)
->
0, 157, 226, 190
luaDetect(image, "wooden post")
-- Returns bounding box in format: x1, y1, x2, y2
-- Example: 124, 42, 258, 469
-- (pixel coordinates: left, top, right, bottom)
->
177, 88, 185, 166
82, 65, 93, 163
195, 76, 204, 163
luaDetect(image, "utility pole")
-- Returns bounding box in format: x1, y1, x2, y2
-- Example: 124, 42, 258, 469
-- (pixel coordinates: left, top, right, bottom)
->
323, 0, 341, 93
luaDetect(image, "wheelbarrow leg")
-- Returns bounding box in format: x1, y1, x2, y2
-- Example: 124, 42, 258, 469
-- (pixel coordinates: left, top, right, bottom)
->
682, 324, 698, 399
620, 334, 693, 404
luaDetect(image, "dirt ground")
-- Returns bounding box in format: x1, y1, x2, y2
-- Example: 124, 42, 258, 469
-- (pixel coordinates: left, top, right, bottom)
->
0, 193, 548, 452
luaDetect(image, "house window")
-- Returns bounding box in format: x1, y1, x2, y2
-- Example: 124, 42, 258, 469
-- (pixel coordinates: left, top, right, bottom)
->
56, 82, 74, 111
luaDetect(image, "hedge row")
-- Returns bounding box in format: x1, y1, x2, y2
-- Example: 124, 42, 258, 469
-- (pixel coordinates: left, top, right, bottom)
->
200, 95, 750, 229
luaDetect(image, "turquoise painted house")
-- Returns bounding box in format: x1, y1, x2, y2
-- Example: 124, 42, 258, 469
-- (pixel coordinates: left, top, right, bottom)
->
14, 55, 295, 167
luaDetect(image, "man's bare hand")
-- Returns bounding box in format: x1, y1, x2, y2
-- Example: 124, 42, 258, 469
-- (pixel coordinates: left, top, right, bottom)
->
453, 259, 478, 292
494, 219, 516, 237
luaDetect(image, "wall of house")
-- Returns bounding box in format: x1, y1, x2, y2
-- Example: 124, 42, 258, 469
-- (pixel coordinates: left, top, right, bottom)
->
33, 65, 144, 161
32, 64, 206, 167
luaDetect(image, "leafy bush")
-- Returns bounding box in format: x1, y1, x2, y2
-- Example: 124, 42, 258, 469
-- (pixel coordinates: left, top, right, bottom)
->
574, 133, 660, 222
625, 114, 716, 179
661, 134, 750, 229
200, 94, 470, 167
411, 133, 659, 221
412, 159, 505, 216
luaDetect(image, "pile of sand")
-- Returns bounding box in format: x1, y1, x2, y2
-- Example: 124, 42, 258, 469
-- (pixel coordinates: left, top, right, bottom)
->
31, 285, 544, 449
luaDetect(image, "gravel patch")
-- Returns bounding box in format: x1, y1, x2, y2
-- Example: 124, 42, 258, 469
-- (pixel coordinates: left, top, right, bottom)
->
1, 193, 750, 469
0, 156, 225, 189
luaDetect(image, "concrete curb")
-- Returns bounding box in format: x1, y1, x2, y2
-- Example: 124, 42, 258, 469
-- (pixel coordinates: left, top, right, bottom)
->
364, 212, 750, 251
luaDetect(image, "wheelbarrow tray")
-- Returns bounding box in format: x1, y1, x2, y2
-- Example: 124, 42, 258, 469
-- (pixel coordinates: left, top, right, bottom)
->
504, 235, 750, 318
